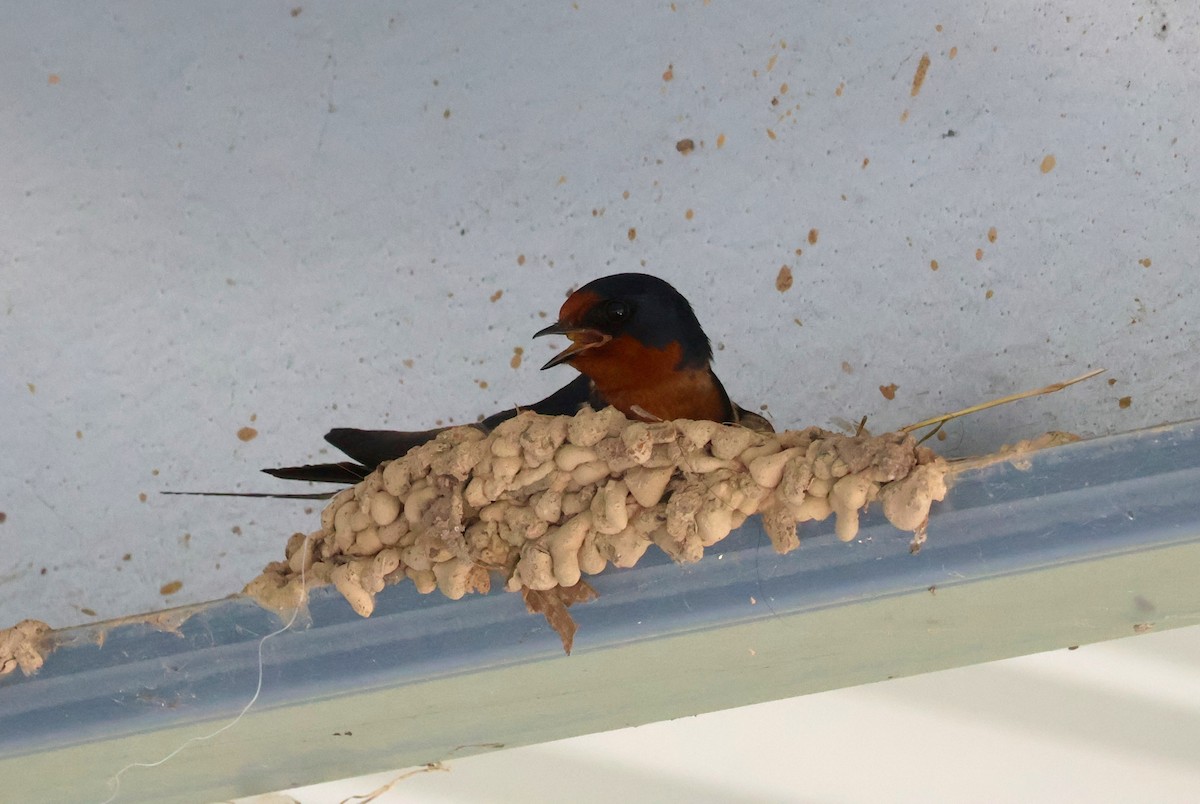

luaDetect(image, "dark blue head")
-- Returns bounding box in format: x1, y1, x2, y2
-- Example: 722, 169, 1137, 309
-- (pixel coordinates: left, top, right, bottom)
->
534, 273, 714, 370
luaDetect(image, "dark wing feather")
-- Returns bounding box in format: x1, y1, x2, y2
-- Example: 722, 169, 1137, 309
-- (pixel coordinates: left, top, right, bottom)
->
260, 375, 598, 487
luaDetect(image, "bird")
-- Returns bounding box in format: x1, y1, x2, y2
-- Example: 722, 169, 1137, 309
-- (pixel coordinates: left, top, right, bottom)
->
194, 273, 768, 493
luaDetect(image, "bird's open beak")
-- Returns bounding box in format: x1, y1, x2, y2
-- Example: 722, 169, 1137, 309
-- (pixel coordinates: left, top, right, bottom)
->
533, 322, 612, 370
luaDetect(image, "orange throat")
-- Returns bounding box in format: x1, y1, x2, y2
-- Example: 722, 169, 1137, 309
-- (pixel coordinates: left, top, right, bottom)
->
569, 336, 730, 422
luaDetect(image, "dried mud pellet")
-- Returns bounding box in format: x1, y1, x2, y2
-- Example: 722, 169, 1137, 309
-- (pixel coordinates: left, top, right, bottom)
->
490, 435, 522, 458
777, 455, 814, 506
321, 488, 356, 532
491, 455, 523, 485
433, 557, 476, 600
555, 444, 599, 471
880, 464, 948, 531
464, 477, 491, 508
567, 408, 610, 446
761, 504, 800, 553
382, 460, 411, 497
619, 423, 655, 464
677, 419, 719, 449
599, 524, 653, 567
547, 513, 592, 587
370, 492, 401, 527
793, 494, 833, 522
504, 503, 549, 541
710, 426, 756, 460
738, 440, 781, 466
374, 548, 401, 579
665, 482, 705, 543
431, 439, 488, 479
377, 517, 409, 547
560, 488, 594, 517
520, 416, 568, 464
516, 543, 557, 591
642, 442, 683, 468
624, 465, 675, 507
681, 453, 735, 474
591, 479, 630, 534
571, 460, 611, 486
287, 533, 317, 573
807, 476, 834, 498
407, 567, 437, 594
830, 474, 877, 542
696, 497, 733, 546
532, 487, 564, 522
403, 484, 438, 525
578, 529, 607, 575
350, 525, 383, 556
479, 501, 509, 522
652, 524, 703, 563
749, 447, 802, 489
731, 475, 770, 516
332, 562, 375, 617
512, 460, 556, 491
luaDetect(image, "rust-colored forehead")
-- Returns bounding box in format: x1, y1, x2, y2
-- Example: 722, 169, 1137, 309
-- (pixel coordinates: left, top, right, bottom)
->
557, 289, 602, 324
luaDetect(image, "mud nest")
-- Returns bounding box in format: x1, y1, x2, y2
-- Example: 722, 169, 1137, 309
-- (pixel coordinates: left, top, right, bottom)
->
246, 407, 948, 651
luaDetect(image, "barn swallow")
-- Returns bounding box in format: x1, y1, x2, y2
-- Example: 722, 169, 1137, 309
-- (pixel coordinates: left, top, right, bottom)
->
254, 273, 768, 486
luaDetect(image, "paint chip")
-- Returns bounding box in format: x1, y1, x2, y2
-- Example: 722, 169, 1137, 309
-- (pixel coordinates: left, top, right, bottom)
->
1040, 154, 1056, 173
1118, 396, 1132, 409
1138, 257, 1151, 268
675, 138, 694, 154
490, 289, 503, 303
911, 53, 931, 97
775, 266, 793, 292
807, 228, 819, 245
160, 580, 183, 596
716, 133, 726, 148
975, 248, 984, 261
237, 426, 258, 442
985, 289, 994, 299
685, 208, 694, 220
930, 259, 939, 271
766, 128, 777, 140
663, 64, 674, 82
880, 383, 898, 400
987, 226, 997, 243
517, 254, 526, 266
511, 347, 524, 369
627, 227, 637, 241
139, 493, 148, 503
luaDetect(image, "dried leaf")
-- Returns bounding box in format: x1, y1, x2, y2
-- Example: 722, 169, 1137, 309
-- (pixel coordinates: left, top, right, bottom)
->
521, 580, 599, 654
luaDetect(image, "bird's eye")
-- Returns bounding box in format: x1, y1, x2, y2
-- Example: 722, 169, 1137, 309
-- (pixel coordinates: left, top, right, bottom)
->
603, 300, 631, 323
